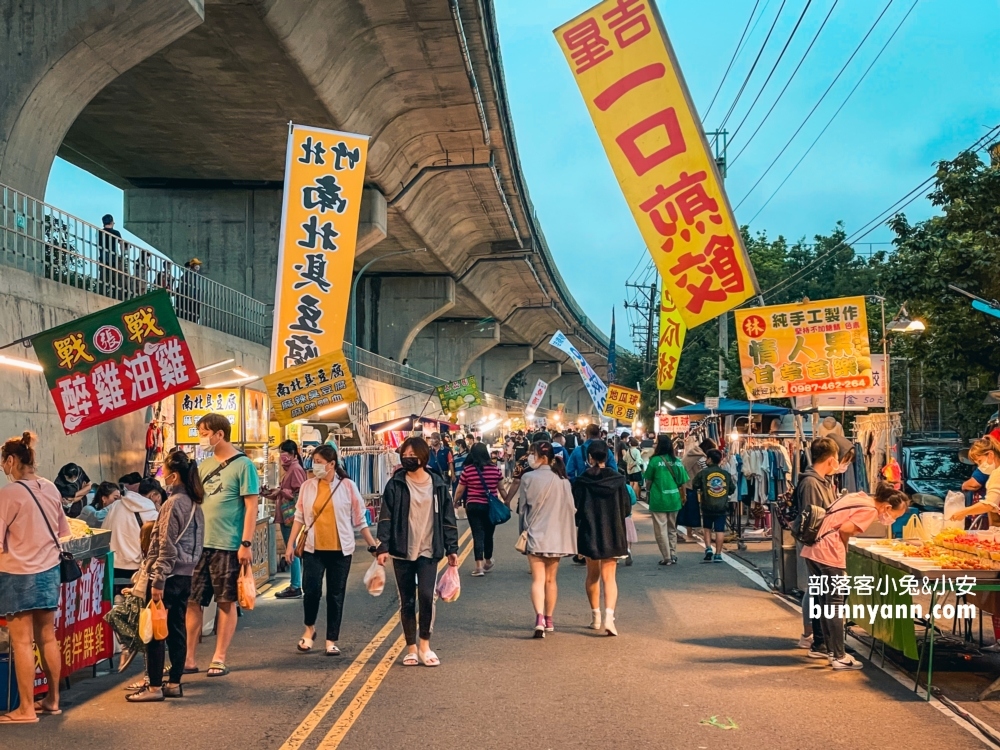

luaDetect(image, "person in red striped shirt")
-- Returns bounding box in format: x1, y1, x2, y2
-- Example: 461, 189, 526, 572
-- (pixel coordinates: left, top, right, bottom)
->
453, 443, 504, 577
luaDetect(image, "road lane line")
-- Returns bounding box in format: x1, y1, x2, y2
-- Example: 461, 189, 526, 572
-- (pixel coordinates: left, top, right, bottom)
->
317, 535, 476, 748
279, 527, 471, 750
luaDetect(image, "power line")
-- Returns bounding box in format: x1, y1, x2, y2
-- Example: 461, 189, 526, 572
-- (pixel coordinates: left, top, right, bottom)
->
729, 0, 840, 166
733, 0, 896, 210
727, 0, 815, 145
745, 0, 919, 225
703, 0, 763, 121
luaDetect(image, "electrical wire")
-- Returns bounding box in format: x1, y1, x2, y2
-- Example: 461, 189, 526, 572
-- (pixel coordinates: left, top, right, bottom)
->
727, 0, 815, 145
733, 0, 896, 210
729, 0, 840, 165
703, 0, 763, 121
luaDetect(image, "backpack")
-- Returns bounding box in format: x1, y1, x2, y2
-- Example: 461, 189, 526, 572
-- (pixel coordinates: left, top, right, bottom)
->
792, 502, 868, 545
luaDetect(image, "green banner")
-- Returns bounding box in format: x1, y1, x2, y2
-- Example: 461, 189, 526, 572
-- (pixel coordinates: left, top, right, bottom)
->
436, 376, 483, 415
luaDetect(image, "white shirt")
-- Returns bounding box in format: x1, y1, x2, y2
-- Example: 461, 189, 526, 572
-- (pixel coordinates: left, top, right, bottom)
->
295, 476, 369, 555
405, 473, 435, 560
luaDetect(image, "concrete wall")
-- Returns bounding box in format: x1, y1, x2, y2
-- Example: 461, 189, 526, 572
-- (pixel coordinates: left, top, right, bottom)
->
0, 264, 268, 481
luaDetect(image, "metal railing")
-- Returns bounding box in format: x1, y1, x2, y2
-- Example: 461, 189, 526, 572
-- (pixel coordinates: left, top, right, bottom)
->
0, 183, 269, 345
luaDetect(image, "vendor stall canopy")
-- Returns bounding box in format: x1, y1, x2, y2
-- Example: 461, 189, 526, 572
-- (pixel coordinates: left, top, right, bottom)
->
669, 398, 791, 416
368, 414, 461, 433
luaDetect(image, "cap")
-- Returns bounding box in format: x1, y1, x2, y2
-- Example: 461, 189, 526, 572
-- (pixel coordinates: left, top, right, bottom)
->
186, 257, 203, 267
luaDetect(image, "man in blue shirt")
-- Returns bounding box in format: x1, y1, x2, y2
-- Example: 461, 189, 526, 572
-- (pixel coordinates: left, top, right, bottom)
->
426, 432, 454, 483
566, 423, 618, 481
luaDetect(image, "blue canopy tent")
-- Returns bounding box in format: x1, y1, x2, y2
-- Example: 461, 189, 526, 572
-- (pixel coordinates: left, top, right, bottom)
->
669, 398, 790, 416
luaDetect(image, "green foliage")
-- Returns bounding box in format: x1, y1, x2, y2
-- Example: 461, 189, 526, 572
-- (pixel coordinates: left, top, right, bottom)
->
505, 370, 527, 400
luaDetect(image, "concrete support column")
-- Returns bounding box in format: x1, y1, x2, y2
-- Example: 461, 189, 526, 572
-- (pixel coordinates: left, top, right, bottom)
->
543, 374, 582, 410
407, 320, 500, 382
356, 188, 388, 256
356, 275, 455, 362
469, 345, 533, 398
514, 361, 562, 401
1, 0, 204, 198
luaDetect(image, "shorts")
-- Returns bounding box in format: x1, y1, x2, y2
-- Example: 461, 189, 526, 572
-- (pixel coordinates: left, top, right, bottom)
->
627, 472, 643, 484
189, 548, 241, 606
703, 514, 727, 532
0, 566, 60, 616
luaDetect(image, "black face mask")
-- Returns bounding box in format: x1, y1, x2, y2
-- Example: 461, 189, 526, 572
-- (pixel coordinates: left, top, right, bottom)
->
401, 457, 421, 472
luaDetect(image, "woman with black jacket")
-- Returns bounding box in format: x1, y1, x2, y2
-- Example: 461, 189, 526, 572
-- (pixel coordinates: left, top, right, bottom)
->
376, 437, 459, 667
572, 439, 630, 636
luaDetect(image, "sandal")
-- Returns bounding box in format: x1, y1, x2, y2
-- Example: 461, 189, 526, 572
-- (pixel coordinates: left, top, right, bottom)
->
124, 678, 148, 691
297, 636, 314, 653
0, 714, 39, 724
33, 702, 62, 716
325, 644, 341, 657
125, 686, 165, 703
206, 661, 229, 677
402, 652, 419, 666
417, 650, 440, 667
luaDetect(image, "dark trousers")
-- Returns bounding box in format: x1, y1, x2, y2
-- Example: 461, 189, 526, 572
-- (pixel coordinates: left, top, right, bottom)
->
392, 557, 437, 645
806, 559, 846, 659
145, 575, 191, 687
465, 502, 495, 562
302, 550, 353, 641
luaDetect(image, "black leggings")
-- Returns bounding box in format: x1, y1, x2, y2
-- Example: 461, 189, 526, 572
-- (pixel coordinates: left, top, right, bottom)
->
302, 550, 353, 642
465, 502, 495, 562
145, 575, 191, 687
392, 557, 437, 645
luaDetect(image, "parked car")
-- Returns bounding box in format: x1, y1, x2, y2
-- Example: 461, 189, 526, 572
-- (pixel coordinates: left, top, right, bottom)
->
902, 443, 969, 510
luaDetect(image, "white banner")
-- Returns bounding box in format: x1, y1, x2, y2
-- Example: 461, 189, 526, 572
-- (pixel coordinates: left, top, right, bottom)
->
656, 415, 690, 433
525, 379, 548, 415
549, 330, 608, 413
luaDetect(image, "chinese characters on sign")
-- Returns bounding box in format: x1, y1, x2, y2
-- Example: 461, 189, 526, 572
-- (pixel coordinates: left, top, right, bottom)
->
657, 289, 686, 389
31, 290, 200, 434
263, 349, 359, 427
602, 384, 641, 421
549, 330, 608, 412
174, 389, 242, 444
524, 379, 549, 417
554, 1, 759, 329
657, 414, 690, 433
436, 376, 484, 415
271, 125, 370, 370
734, 296, 873, 401
793, 354, 886, 411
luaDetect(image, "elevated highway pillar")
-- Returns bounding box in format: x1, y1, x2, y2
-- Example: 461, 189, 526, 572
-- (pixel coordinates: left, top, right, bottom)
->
407, 320, 500, 382
469, 345, 533, 397
515, 361, 562, 401
355, 275, 455, 363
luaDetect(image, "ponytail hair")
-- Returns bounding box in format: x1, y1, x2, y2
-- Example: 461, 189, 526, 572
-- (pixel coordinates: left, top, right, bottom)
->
278, 439, 302, 465
873, 481, 908, 510
164, 449, 205, 504
1, 431, 36, 468
531, 441, 567, 479
313, 444, 350, 479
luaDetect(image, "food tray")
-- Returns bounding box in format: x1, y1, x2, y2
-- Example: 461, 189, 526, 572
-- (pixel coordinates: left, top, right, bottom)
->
849, 540, 1000, 580
87, 529, 111, 560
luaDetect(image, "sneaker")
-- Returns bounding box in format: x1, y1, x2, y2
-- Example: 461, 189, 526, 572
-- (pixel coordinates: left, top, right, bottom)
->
544, 616, 554, 633
806, 647, 830, 659
703, 549, 714, 563
605, 611, 618, 637
796, 635, 814, 649
831, 655, 863, 670
533, 614, 546, 639
274, 586, 302, 599
483, 559, 495, 572
126, 686, 165, 703
713, 553, 723, 563
625, 553, 633, 566
589, 610, 602, 630
162, 684, 183, 698
670, 555, 678, 565
470, 569, 485, 577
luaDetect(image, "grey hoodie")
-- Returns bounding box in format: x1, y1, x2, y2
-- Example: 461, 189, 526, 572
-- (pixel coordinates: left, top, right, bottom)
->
681, 442, 707, 491
132, 486, 204, 599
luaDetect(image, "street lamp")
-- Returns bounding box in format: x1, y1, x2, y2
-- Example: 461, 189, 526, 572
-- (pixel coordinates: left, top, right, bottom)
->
348, 248, 427, 367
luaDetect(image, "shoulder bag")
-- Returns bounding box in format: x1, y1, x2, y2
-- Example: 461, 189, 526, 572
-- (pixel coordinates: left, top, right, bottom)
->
295, 479, 342, 557
476, 466, 511, 525
19, 481, 82, 583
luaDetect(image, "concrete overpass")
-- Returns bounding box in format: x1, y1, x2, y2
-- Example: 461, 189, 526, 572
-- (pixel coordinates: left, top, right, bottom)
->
2, 0, 610, 400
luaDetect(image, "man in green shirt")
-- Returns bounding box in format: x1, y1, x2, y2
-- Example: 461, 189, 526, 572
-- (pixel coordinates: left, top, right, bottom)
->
643, 435, 689, 565
184, 413, 260, 677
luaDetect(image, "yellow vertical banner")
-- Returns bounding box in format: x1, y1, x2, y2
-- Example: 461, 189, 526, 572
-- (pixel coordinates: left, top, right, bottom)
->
554, 1, 758, 329
657, 289, 686, 389
271, 124, 370, 370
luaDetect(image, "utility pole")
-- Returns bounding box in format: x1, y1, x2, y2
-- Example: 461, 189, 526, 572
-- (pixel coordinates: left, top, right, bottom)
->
624, 276, 659, 379
708, 128, 728, 398
645, 279, 657, 380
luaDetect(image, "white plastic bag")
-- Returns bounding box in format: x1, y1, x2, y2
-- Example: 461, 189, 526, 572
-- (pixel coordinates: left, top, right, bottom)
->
435, 565, 461, 603
363, 559, 386, 597
920, 511, 944, 538
944, 491, 966, 531
138, 603, 153, 644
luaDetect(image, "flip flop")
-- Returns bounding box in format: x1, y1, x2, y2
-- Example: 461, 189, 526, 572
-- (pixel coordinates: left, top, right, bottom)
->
417, 650, 440, 667
206, 661, 229, 677
33, 702, 62, 716
0, 714, 39, 724
182, 667, 199, 675
402, 652, 419, 666
297, 636, 314, 653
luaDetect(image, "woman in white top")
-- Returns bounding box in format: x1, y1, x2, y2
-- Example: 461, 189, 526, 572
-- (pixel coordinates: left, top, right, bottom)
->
285, 445, 377, 656
951, 436, 1000, 524
519, 441, 577, 638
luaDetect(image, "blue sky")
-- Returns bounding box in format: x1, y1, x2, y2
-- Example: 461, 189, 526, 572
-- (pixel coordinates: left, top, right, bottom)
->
46, 0, 1000, 349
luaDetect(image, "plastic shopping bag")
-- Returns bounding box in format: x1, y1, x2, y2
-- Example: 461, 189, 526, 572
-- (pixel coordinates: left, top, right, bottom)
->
363, 560, 386, 597
237, 562, 257, 611
902, 514, 927, 542
944, 491, 966, 531
138, 602, 154, 644
150, 599, 168, 641
435, 565, 461, 603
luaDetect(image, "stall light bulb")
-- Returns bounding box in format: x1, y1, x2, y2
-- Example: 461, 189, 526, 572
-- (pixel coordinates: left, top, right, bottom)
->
0, 354, 43, 373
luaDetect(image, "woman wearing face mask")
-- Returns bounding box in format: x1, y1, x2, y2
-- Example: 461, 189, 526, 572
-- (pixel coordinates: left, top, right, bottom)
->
0, 432, 69, 723
802, 482, 909, 670
286, 446, 378, 656
54, 463, 92, 518
267, 440, 307, 599
453, 442, 503, 576
376, 437, 459, 666
950, 436, 1000, 525
126, 450, 205, 701
518, 441, 576, 637
78, 481, 121, 529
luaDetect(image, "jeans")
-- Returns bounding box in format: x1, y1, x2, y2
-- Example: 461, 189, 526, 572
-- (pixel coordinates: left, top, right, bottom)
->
465, 502, 495, 562
806, 559, 846, 659
650, 511, 678, 561
302, 551, 352, 641
392, 557, 437, 645
145, 575, 191, 687
279, 524, 302, 589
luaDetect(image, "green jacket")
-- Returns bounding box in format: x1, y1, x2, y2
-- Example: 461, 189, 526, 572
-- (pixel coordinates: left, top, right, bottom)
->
643, 455, 688, 513
692, 465, 736, 516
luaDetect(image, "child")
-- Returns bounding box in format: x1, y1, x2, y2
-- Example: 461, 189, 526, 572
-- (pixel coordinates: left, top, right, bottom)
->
692, 449, 735, 563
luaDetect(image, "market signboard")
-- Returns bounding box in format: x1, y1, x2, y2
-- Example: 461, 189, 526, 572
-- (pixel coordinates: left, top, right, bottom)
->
657, 289, 686, 390
32, 289, 200, 434
554, 2, 759, 329
436, 376, 483, 414
175, 388, 241, 444
658, 414, 690, 432
793, 354, 886, 411
264, 349, 359, 427
735, 296, 873, 401
524, 379, 548, 416
550, 330, 608, 412
271, 124, 370, 370
602, 383, 641, 421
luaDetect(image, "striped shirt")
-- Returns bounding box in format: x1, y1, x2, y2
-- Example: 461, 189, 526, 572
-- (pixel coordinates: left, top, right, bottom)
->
460, 464, 503, 504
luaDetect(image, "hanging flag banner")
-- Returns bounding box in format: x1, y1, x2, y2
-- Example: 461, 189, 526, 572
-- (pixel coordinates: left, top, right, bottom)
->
525, 379, 549, 416
271, 123, 370, 370
554, 2, 759, 329
436, 376, 484, 415
549, 330, 608, 412
32, 289, 200, 434
734, 296, 873, 401
602, 383, 641, 421
793, 354, 886, 411
657, 289, 686, 390
264, 349, 359, 427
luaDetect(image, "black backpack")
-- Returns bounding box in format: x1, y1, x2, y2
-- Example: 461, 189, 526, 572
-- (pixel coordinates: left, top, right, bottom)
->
792, 501, 868, 545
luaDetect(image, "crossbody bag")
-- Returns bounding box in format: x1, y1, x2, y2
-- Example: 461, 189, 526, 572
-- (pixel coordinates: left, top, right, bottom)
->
19, 481, 82, 583
294, 479, 342, 557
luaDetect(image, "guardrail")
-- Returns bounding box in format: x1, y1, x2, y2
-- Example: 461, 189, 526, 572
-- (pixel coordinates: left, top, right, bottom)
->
0, 183, 269, 345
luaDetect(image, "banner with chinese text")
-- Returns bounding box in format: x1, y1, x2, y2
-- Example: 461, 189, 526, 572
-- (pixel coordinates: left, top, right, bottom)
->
32, 289, 199, 434
657, 414, 690, 432
657, 289, 686, 389
524, 379, 548, 416
555, 2, 759, 329
793, 354, 885, 411
436, 376, 483, 415
271, 124, 370, 369
735, 296, 873, 401
550, 330, 608, 412
264, 349, 359, 427
602, 383, 641, 421
175, 389, 242, 444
